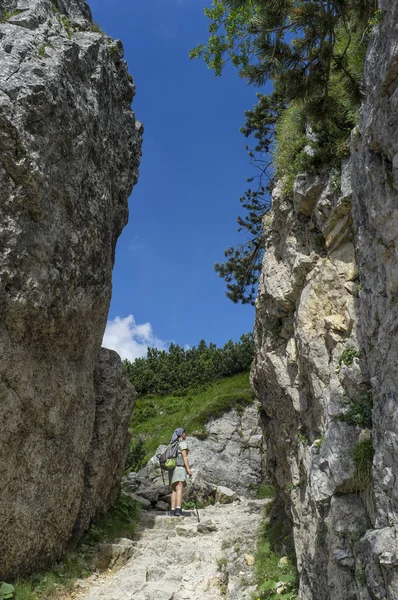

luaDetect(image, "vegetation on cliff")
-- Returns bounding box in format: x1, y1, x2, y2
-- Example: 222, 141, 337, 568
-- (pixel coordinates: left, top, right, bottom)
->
191, 0, 378, 304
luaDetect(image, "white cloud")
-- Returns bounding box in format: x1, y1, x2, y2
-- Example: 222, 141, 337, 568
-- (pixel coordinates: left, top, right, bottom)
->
102, 314, 168, 362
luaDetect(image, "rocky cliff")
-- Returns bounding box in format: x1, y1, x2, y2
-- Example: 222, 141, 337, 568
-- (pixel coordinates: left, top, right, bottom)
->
187, 403, 265, 497
0, 0, 141, 579
252, 1, 398, 598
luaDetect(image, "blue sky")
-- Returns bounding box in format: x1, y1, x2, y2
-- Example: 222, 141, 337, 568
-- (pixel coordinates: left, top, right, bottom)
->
92, 0, 259, 360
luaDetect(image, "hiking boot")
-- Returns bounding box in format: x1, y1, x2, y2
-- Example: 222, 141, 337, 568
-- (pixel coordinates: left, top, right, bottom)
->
175, 508, 184, 517
169, 508, 176, 517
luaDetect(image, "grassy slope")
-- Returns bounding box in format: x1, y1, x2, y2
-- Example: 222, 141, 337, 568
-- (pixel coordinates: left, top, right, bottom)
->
130, 371, 253, 464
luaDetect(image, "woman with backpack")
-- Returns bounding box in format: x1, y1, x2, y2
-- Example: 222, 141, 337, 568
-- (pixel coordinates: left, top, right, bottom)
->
169, 427, 192, 517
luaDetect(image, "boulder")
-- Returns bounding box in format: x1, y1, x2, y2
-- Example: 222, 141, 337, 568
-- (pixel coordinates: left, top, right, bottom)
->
293, 174, 327, 216
138, 488, 160, 504
155, 501, 169, 512
216, 486, 238, 504
135, 496, 152, 510
159, 494, 172, 505
176, 524, 198, 538
94, 538, 134, 572
197, 520, 218, 534
73, 349, 136, 537
134, 403, 265, 501
0, 0, 142, 578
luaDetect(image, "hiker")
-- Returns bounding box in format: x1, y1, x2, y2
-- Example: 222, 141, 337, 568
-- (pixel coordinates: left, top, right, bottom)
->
169, 427, 192, 517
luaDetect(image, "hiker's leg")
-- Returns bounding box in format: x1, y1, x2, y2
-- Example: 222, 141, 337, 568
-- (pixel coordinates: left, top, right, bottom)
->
176, 481, 183, 508
171, 482, 178, 509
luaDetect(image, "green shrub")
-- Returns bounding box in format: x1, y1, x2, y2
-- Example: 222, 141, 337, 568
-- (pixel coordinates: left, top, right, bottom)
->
313, 435, 324, 449
255, 484, 276, 500
37, 44, 52, 59
274, 24, 365, 194
296, 432, 310, 446
125, 437, 146, 472
215, 555, 228, 571
275, 105, 308, 194
352, 439, 374, 488
285, 482, 296, 494
133, 402, 158, 423
339, 345, 360, 367
58, 15, 72, 39
182, 500, 196, 510
329, 168, 342, 194
108, 44, 119, 61
356, 566, 367, 586
84, 495, 140, 545
0, 582, 15, 600
337, 393, 372, 428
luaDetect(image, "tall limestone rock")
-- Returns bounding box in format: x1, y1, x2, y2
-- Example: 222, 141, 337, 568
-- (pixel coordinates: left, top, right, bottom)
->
253, 166, 365, 600
351, 0, 398, 596
0, 0, 141, 579
253, 2, 398, 598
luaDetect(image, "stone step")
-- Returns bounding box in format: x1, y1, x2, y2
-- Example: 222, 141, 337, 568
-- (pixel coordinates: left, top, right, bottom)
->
141, 515, 196, 531
134, 529, 178, 542
75, 501, 263, 600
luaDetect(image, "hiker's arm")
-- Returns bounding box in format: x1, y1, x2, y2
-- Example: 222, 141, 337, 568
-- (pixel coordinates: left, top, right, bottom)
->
181, 449, 192, 477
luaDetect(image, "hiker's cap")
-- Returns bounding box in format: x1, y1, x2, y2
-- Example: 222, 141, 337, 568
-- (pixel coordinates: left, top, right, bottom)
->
170, 427, 185, 443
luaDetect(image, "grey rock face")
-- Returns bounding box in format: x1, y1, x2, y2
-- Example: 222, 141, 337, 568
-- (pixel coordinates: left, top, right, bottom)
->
94, 538, 135, 572
252, 165, 369, 600
74, 349, 136, 537
0, 0, 141, 578
350, 1, 398, 597
253, 3, 398, 598
352, 0, 398, 530
136, 403, 265, 499
188, 403, 265, 496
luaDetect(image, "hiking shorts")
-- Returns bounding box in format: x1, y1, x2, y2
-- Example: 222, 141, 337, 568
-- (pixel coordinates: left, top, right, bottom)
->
169, 465, 187, 486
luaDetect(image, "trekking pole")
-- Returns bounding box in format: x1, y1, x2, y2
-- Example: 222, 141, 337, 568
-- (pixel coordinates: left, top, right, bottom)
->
189, 478, 200, 523
156, 456, 167, 490
159, 461, 166, 488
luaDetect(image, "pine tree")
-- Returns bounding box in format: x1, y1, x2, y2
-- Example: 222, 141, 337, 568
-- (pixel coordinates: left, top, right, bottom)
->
191, 0, 378, 304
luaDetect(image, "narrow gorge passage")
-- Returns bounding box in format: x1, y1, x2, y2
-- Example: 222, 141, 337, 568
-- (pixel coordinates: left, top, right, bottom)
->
72, 500, 266, 600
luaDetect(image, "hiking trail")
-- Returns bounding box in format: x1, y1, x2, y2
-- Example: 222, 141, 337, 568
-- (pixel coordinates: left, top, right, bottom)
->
71, 499, 267, 600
